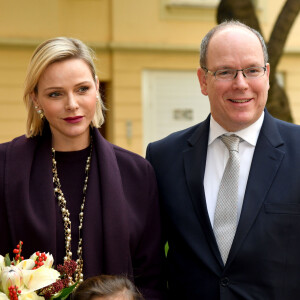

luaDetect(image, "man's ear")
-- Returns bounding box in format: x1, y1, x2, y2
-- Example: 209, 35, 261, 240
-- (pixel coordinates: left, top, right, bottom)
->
266, 63, 270, 90
197, 68, 208, 96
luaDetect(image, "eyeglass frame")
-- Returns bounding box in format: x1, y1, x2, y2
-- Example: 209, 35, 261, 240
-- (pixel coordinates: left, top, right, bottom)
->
201, 65, 267, 81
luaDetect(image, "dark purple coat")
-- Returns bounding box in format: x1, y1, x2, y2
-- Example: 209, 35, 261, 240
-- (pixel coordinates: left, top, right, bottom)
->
0, 128, 165, 300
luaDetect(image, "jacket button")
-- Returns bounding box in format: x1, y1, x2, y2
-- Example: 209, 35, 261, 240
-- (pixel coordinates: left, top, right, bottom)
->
220, 277, 229, 287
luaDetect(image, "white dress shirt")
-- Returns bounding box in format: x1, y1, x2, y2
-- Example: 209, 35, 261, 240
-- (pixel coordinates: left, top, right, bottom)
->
204, 112, 265, 226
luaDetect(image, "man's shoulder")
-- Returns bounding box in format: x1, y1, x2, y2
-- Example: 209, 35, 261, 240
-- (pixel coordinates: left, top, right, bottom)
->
149, 121, 206, 150
268, 114, 300, 136
274, 117, 300, 130
262, 113, 300, 148
146, 118, 210, 166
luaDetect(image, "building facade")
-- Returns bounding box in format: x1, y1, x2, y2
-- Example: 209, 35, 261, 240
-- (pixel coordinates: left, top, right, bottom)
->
1, 0, 300, 155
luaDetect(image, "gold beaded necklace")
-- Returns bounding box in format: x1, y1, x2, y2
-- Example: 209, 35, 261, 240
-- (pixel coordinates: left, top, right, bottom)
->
51, 137, 93, 283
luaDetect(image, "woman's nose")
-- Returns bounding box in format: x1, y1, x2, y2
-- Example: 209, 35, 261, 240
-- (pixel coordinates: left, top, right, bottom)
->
65, 94, 79, 110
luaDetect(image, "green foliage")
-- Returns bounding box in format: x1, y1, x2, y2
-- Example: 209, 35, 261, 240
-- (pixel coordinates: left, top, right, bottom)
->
4, 254, 11, 267
165, 242, 169, 257
51, 282, 78, 300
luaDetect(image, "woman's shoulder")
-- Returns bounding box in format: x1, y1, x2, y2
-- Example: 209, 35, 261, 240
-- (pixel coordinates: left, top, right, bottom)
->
0, 135, 25, 150
0, 136, 25, 165
112, 144, 153, 171
93, 129, 150, 168
113, 144, 145, 161
0, 135, 39, 160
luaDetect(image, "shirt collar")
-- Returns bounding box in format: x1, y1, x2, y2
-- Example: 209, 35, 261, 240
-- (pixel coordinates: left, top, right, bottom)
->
208, 111, 265, 146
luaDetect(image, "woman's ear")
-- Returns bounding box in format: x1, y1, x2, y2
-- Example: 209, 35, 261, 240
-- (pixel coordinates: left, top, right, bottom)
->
30, 92, 40, 108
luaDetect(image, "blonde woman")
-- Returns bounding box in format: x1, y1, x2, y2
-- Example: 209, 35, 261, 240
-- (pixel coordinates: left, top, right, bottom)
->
0, 37, 165, 300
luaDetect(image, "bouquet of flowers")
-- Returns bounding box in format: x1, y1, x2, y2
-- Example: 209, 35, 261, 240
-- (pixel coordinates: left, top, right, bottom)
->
0, 242, 78, 300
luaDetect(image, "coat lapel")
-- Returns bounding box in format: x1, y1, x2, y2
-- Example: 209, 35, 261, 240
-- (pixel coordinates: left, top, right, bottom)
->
5, 133, 57, 257
93, 131, 130, 274
183, 115, 224, 268
5, 129, 130, 273
226, 111, 285, 267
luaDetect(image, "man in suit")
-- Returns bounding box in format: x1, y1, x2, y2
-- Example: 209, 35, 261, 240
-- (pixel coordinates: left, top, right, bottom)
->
146, 20, 300, 299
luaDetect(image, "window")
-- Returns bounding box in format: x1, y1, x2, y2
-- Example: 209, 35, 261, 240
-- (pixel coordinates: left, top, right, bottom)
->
166, 0, 220, 7
161, 0, 219, 21
142, 70, 210, 151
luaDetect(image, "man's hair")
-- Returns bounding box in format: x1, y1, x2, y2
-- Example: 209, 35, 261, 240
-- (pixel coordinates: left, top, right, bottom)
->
23, 37, 105, 137
200, 20, 268, 67
72, 275, 145, 300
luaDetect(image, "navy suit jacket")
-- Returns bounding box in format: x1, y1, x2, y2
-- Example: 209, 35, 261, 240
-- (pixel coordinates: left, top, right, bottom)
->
146, 110, 300, 300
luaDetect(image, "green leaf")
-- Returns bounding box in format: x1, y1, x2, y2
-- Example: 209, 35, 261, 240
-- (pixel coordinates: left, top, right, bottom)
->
4, 253, 11, 266
165, 242, 169, 257
51, 282, 78, 300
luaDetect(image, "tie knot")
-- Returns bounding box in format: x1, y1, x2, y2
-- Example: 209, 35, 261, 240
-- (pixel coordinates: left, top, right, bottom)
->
220, 134, 241, 152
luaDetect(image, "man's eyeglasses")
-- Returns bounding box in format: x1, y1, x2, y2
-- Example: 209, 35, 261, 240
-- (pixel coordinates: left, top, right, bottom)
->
201, 65, 267, 81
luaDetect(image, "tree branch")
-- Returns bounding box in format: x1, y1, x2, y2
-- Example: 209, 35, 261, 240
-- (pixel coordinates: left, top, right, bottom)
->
268, 0, 300, 71
217, 0, 262, 35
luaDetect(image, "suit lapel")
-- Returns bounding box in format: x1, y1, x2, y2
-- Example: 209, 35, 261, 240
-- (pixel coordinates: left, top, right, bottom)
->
183, 115, 224, 268
226, 111, 285, 267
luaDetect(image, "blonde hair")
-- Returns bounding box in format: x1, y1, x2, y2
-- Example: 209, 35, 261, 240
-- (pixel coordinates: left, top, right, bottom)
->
23, 37, 105, 137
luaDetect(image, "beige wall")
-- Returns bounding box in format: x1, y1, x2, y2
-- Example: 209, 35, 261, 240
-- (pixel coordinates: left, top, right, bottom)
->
0, 0, 111, 42
1, 0, 300, 155
0, 0, 112, 143
111, 50, 200, 153
279, 55, 300, 122
0, 47, 31, 141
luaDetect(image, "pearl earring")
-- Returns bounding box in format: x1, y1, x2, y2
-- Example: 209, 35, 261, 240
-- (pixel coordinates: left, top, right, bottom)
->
36, 108, 44, 119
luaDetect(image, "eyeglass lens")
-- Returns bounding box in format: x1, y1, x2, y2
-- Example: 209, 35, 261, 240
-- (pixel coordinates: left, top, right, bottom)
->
215, 66, 265, 80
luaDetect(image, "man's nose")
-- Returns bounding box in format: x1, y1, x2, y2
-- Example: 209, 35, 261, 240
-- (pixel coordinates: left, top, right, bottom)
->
233, 70, 246, 79
232, 70, 248, 89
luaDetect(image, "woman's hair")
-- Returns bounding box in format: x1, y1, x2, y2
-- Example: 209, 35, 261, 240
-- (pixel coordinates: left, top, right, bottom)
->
23, 37, 105, 137
72, 275, 145, 300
